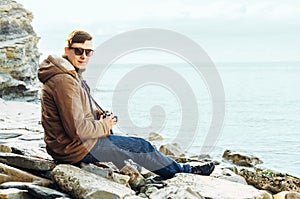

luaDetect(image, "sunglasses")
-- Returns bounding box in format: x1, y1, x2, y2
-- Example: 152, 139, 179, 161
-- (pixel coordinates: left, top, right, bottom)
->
69, 47, 94, 57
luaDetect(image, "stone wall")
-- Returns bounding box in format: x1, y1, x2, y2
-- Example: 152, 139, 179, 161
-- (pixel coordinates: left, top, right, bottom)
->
0, 0, 40, 101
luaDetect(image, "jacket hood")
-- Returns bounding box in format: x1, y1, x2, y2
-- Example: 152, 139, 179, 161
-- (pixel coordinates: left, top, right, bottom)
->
38, 55, 77, 83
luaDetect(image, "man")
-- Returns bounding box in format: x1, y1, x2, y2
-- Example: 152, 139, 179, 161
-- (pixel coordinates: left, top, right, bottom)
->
38, 30, 215, 179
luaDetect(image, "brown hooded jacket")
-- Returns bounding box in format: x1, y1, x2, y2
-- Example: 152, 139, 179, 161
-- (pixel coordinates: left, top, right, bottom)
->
37, 55, 109, 163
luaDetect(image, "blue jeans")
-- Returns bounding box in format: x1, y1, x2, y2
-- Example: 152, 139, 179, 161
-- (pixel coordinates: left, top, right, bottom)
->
78, 135, 191, 179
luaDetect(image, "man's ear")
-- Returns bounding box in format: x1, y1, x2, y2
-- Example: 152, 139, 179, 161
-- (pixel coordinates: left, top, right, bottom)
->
64, 47, 69, 56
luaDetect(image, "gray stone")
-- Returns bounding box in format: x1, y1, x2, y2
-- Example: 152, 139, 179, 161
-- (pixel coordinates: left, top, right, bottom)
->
211, 166, 248, 185
144, 186, 159, 197
0, 133, 22, 139
18, 134, 43, 141
10, 144, 52, 160
0, 182, 71, 199
0, 162, 53, 186
162, 173, 272, 199
81, 163, 130, 187
52, 164, 135, 199
149, 186, 204, 199
0, 152, 55, 171
124, 196, 145, 199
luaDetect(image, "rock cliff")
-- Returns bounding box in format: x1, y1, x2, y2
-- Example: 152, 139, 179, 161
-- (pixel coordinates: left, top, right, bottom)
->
0, 0, 40, 101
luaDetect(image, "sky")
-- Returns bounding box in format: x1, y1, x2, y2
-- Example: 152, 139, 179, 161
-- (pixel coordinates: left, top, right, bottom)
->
17, 0, 300, 63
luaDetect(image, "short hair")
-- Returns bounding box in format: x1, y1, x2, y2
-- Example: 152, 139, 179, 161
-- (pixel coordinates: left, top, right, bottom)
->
66, 30, 93, 47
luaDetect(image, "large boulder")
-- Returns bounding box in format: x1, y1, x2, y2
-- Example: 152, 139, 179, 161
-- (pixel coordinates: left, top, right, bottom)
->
52, 164, 135, 199
0, 0, 40, 101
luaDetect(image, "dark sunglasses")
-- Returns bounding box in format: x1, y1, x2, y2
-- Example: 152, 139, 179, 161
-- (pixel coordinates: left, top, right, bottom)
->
69, 47, 94, 57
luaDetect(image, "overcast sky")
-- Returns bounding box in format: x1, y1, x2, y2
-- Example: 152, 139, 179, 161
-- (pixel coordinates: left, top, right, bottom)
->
17, 0, 300, 62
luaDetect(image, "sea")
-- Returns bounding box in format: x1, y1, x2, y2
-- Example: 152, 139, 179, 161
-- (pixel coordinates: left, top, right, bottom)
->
84, 61, 300, 177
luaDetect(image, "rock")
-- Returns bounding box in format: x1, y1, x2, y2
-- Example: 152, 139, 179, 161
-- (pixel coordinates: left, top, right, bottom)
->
9, 143, 52, 160
148, 132, 164, 141
196, 154, 212, 160
93, 161, 120, 172
124, 195, 145, 199
0, 182, 71, 199
124, 159, 142, 173
0, 144, 12, 152
174, 156, 199, 163
0, 133, 22, 139
0, 152, 56, 171
144, 186, 159, 197
239, 168, 300, 194
211, 166, 248, 185
0, 188, 31, 199
0, 0, 40, 101
273, 191, 300, 199
0, 100, 43, 132
120, 165, 146, 190
0, 162, 52, 186
149, 186, 204, 199
81, 163, 130, 188
52, 164, 135, 199
159, 143, 185, 158
222, 149, 263, 167
18, 134, 43, 141
162, 173, 272, 199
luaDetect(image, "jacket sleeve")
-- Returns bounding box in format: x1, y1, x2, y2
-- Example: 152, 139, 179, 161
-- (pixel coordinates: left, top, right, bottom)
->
53, 75, 109, 139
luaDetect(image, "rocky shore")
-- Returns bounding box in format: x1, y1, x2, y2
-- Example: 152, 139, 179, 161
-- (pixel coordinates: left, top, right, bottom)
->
0, 99, 299, 199
0, 1, 299, 198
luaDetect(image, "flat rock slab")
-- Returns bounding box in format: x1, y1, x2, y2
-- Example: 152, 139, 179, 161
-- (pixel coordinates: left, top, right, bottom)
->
0, 182, 71, 199
0, 162, 52, 186
0, 133, 22, 139
157, 173, 272, 199
52, 164, 135, 199
0, 152, 55, 171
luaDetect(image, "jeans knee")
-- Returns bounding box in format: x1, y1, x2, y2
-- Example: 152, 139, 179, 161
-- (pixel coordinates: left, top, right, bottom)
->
134, 137, 156, 153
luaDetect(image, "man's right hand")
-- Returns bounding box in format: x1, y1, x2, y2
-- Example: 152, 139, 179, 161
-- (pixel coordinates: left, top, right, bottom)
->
101, 112, 115, 135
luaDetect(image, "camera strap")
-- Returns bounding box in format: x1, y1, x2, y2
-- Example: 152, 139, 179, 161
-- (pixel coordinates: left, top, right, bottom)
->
81, 79, 105, 115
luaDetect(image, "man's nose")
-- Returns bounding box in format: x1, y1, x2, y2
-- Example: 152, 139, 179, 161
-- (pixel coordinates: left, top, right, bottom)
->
80, 52, 87, 58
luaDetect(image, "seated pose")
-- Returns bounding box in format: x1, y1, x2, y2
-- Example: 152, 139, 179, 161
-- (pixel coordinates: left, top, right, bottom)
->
37, 30, 215, 179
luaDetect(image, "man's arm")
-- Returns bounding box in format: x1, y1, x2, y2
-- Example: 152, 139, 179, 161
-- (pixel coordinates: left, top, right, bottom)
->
53, 75, 110, 139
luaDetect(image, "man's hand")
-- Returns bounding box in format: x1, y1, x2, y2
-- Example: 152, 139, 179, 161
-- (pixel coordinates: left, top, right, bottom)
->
101, 111, 117, 135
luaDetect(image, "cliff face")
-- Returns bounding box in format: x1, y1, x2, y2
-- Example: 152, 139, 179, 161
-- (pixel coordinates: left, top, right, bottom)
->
0, 0, 40, 101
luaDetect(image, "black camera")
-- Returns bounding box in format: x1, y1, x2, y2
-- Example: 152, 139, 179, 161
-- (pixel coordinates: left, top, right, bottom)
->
103, 111, 118, 122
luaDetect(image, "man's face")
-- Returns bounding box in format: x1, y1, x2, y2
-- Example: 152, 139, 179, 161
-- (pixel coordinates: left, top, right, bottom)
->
65, 40, 93, 71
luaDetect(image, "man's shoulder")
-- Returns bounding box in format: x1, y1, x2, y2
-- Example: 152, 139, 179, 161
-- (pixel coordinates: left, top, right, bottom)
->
50, 73, 78, 84
46, 55, 75, 71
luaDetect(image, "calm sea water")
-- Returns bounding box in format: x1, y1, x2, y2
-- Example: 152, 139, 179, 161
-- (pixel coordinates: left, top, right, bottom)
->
85, 61, 300, 177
